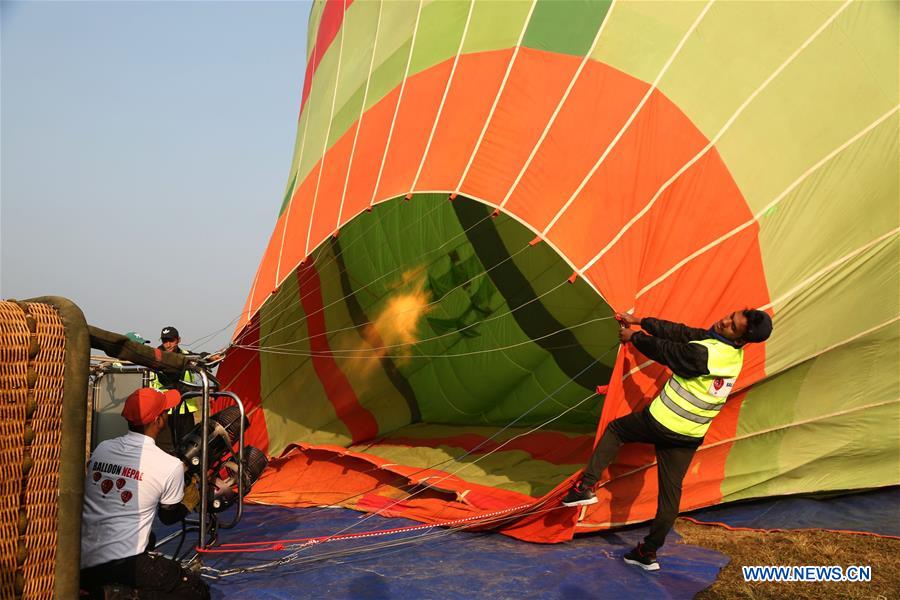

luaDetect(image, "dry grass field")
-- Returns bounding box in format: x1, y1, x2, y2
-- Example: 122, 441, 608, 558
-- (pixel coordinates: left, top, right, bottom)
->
675, 518, 900, 599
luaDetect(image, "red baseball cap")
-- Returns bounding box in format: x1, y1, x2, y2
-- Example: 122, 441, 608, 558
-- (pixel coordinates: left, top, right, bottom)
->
122, 388, 182, 425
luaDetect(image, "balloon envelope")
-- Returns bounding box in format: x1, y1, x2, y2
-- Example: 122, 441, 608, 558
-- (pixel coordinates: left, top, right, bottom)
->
220, 0, 899, 542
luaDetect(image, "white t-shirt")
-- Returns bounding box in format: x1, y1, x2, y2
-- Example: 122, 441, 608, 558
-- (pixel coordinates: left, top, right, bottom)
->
81, 431, 184, 568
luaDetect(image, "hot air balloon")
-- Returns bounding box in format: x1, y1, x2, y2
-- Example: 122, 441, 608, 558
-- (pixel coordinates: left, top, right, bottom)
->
217, 0, 899, 543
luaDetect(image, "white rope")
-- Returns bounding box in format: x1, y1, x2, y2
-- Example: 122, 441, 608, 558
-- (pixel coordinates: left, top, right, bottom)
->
239, 208, 528, 349
369, 0, 425, 207
304, 0, 349, 261
237, 314, 613, 359
760, 228, 898, 312
578, 0, 855, 275
541, 0, 714, 238
634, 105, 899, 302
408, 0, 477, 195
275, 41, 319, 285
336, 0, 385, 233
498, 0, 618, 213
243, 240, 547, 351
452, 0, 539, 194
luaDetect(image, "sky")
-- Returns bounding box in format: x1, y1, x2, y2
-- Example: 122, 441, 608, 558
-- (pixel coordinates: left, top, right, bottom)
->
1, 0, 311, 352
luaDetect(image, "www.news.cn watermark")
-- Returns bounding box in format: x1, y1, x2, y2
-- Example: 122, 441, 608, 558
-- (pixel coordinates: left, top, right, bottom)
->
742, 565, 872, 582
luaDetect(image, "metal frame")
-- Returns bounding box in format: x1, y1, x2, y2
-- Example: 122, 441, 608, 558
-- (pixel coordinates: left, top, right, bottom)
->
181, 380, 247, 547
89, 360, 248, 557
89, 363, 151, 449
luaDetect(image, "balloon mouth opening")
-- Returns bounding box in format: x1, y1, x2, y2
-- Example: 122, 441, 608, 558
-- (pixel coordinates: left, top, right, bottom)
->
245, 194, 620, 503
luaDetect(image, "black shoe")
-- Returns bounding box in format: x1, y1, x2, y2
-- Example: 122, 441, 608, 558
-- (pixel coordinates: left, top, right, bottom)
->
623, 542, 660, 571
561, 481, 597, 506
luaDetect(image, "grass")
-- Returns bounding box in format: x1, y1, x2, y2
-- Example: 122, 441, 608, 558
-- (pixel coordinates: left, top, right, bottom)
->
675, 518, 900, 599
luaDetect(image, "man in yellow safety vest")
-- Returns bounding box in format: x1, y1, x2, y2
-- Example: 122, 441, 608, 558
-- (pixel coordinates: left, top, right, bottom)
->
562, 309, 773, 571
149, 326, 198, 453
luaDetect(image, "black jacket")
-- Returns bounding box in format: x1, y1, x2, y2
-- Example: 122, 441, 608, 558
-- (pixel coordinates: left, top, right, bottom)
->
630, 318, 710, 379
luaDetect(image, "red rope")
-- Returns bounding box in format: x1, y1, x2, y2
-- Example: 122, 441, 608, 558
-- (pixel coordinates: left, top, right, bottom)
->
194, 522, 438, 554
195, 502, 535, 555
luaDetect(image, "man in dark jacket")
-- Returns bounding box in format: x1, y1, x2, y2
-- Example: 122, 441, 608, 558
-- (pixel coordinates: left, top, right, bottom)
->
562, 309, 773, 571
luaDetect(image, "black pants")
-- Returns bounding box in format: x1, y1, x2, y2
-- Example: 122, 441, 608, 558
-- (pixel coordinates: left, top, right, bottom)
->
157, 411, 197, 455
80, 552, 210, 599
581, 409, 700, 551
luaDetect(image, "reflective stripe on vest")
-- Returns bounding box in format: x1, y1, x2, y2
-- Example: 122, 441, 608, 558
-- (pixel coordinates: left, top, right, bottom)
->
149, 348, 199, 413
649, 338, 743, 438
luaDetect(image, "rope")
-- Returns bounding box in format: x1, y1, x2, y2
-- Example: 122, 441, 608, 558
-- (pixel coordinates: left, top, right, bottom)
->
236, 315, 612, 359
234, 195, 498, 348
194, 343, 618, 577
200, 501, 568, 578
217, 195, 511, 388
241, 239, 539, 351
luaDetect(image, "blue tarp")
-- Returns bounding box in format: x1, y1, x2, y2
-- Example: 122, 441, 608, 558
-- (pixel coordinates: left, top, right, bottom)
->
156, 505, 727, 600
687, 487, 900, 537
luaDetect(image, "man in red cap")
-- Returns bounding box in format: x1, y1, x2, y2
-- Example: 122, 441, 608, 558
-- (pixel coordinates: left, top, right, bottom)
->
80, 387, 208, 599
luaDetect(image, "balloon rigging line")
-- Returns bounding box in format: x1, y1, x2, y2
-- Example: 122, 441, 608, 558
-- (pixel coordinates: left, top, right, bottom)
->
218, 196, 521, 390
369, 0, 425, 209
235, 193, 500, 349
303, 0, 348, 261
578, 0, 854, 275
247, 380, 599, 523
204, 406, 596, 576
633, 105, 900, 303
498, 0, 618, 214
541, 0, 714, 239
452, 0, 539, 195
205, 346, 616, 575
202, 347, 610, 572
201, 502, 567, 578
202, 368, 892, 576
246, 354, 603, 520
406, 0, 476, 195
208, 500, 564, 570
587, 396, 900, 529
335, 0, 384, 232
235, 313, 613, 359
200, 408, 584, 577
183, 303, 257, 352
241, 238, 548, 352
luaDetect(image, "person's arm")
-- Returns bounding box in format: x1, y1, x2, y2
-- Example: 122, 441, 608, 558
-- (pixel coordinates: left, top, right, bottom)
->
625, 330, 710, 378
158, 503, 189, 525
158, 479, 200, 524
639, 317, 708, 343
156, 462, 191, 525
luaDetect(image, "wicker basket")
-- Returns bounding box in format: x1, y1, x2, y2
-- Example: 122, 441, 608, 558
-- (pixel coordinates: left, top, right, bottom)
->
0, 298, 89, 600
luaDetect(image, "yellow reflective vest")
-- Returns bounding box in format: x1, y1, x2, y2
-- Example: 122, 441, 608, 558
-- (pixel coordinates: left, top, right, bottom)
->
648, 338, 743, 438
149, 348, 198, 414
